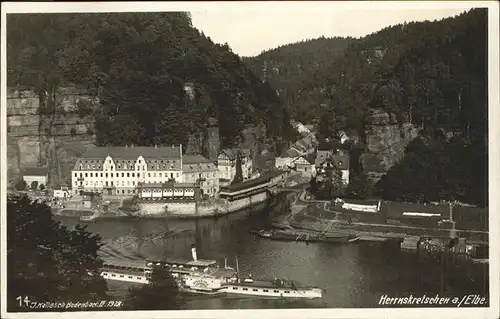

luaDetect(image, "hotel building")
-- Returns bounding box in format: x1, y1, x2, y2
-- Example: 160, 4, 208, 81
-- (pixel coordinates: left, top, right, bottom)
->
71, 145, 183, 196
71, 145, 221, 198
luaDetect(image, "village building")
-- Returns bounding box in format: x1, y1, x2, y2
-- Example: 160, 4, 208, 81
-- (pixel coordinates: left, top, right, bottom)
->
315, 150, 350, 185
289, 154, 316, 179
21, 167, 49, 189
182, 154, 220, 198
71, 145, 183, 195
217, 148, 253, 186
275, 148, 301, 170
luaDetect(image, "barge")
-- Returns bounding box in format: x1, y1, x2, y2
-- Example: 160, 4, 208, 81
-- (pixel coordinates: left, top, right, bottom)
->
251, 229, 360, 244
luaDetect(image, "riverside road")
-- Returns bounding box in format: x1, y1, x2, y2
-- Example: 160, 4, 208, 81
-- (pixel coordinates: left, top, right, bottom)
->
54, 192, 489, 309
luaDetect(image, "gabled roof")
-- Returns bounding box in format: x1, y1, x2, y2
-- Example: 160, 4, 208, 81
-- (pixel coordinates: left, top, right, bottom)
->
293, 154, 315, 165
279, 148, 301, 158
22, 167, 49, 177
315, 151, 350, 170
79, 146, 181, 160
182, 155, 213, 164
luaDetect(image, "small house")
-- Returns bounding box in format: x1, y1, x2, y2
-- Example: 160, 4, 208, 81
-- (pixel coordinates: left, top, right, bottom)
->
21, 167, 49, 189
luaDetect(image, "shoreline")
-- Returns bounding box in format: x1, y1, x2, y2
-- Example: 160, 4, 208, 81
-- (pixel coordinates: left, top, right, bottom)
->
52, 191, 290, 221
279, 191, 489, 246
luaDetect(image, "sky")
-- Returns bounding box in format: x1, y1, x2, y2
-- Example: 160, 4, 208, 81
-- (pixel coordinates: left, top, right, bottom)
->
190, 3, 476, 57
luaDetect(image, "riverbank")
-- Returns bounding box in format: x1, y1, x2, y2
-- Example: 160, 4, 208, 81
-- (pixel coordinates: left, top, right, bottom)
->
52, 191, 288, 221
282, 191, 489, 245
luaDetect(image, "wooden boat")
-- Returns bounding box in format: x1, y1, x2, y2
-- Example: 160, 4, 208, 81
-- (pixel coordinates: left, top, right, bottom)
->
251, 229, 359, 244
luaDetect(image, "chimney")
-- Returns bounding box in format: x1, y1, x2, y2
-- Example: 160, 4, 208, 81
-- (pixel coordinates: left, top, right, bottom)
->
154, 144, 157, 149
125, 145, 128, 148
191, 244, 197, 261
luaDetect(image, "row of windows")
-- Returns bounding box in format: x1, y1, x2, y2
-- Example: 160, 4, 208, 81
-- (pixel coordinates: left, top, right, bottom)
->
103, 273, 143, 280
231, 287, 291, 294
76, 172, 180, 179
78, 180, 137, 187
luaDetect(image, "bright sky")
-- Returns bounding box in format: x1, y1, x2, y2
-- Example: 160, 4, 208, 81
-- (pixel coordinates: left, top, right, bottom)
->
190, 3, 477, 57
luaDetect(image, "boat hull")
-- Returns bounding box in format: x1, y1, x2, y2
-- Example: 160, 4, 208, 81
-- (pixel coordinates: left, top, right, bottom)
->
222, 283, 322, 299
251, 229, 359, 244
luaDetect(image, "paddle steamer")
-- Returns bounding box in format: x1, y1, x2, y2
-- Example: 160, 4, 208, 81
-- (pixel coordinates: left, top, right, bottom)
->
99, 245, 323, 299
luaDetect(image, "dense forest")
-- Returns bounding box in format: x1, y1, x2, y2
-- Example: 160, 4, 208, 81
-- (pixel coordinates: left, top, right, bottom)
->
7, 12, 296, 150
247, 9, 488, 207
244, 36, 356, 122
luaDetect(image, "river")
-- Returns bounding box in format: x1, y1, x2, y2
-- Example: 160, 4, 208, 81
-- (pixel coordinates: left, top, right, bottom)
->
54, 194, 489, 309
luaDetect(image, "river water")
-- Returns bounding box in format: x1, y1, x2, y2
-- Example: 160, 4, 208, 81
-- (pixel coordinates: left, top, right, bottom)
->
55, 194, 489, 309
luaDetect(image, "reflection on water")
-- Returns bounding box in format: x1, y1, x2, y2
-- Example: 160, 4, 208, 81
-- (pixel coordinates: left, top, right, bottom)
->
55, 195, 489, 309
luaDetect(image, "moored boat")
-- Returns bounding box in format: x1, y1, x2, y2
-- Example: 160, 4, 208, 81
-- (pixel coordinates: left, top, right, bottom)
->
98, 245, 324, 299
221, 275, 322, 299
251, 229, 359, 244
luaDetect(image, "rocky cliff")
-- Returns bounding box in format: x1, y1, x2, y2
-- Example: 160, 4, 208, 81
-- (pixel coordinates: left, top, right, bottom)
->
361, 109, 420, 181
7, 87, 97, 187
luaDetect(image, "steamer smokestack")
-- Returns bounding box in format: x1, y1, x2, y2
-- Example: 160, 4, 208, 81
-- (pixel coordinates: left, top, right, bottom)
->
191, 244, 198, 261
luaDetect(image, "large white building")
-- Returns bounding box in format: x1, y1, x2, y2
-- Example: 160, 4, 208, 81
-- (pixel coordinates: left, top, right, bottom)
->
71, 145, 183, 196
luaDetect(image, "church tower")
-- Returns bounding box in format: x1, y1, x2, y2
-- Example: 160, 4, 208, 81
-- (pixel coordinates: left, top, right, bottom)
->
204, 117, 220, 162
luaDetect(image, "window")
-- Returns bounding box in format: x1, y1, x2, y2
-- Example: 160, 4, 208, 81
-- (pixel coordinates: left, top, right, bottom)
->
111, 181, 114, 186
111, 166, 114, 170
284, 291, 290, 294
111, 173, 113, 178
232, 287, 238, 290
176, 173, 179, 177
105, 173, 108, 178
243, 288, 248, 291
263, 290, 269, 292
171, 173, 174, 179
122, 190, 125, 194
273, 290, 279, 293
85, 173, 88, 177
90, 173, 93, 177
121, 173, 124, 177
253, 289, 258, 292
153, 173, 156, 177
132, 173, 135, 177
80, 173, 83, 177
148, 173, 151, 177
100, 173, 103, 177
74, 173, 77, 177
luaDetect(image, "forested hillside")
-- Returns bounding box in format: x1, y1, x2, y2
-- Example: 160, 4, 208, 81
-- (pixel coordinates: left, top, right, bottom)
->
7, 12, 295, 150
246, 9, 488, 207
243, 36, 356, 122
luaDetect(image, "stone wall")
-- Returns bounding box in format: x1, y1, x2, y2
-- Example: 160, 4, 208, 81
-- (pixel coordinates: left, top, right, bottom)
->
7, 87, 97, 186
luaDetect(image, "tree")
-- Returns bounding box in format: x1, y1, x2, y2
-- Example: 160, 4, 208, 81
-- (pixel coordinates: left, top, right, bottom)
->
15, 179, 27, 191
39, 184, 46, 191
124, 265, 182, 310
30, 181, 39, 190
7, 194, 108, 311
